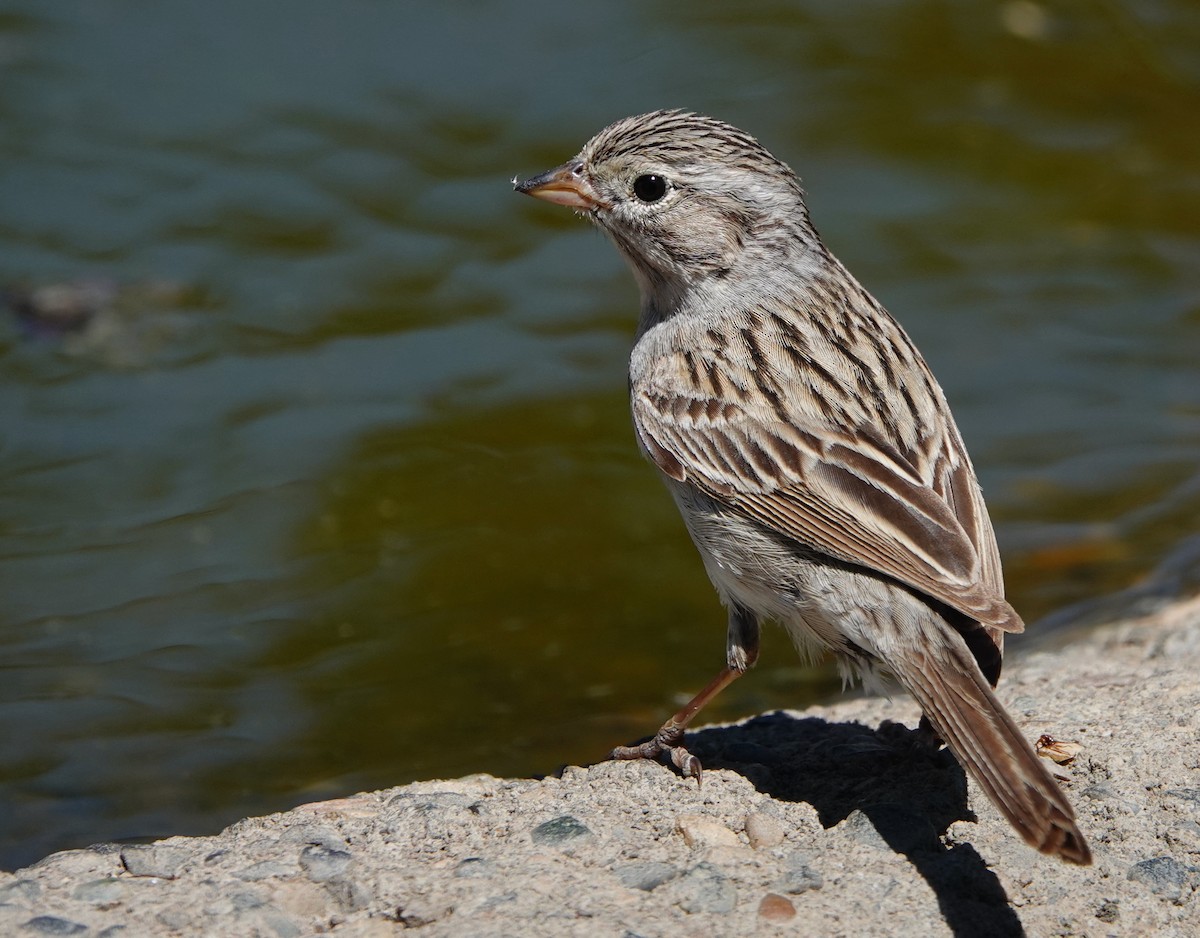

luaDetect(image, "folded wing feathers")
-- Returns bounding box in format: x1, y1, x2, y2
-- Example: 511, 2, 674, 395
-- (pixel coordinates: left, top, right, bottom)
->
635, 388, 1023, 632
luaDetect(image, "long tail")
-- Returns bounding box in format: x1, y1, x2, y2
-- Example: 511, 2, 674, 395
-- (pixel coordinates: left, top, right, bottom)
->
889, 625, 1092, 865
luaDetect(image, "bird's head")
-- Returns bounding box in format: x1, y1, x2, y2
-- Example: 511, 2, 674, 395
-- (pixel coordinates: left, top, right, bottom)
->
516, 110, 814, 306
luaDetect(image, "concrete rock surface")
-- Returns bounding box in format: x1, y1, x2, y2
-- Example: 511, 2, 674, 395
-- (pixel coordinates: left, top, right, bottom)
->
2, 594, 1199, 937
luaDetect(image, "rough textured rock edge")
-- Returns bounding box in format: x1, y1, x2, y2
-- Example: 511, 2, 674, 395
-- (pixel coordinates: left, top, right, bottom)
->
2, 596, 1199, 937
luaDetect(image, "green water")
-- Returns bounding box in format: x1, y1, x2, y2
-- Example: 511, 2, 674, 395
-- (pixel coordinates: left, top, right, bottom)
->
0, 1, 1197, 869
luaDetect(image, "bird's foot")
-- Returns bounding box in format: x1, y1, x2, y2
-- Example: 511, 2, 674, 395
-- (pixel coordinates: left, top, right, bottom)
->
610, 724, 703, 784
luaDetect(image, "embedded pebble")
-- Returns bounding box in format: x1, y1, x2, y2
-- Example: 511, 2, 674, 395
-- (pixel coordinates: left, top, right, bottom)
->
71, 877, 123, 905
677, 813, 740, 848
297, 844, 351, 883
612, 861, 679, 891
453, 857, 495, 878
388, 791, 476, 812
277, 824, 345, 849
21, 916, 87, 935
530, 815, 592, 846
672, 862, 736, 914
1127, 856, 1191, 903
744, 811, 785, 849
758, 892, 797, 922
776, 853, 824, 894
120, 845, 192, 879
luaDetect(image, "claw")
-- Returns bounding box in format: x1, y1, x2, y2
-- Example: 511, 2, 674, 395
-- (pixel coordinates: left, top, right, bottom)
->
610, 725, 704, 785
670, 748, 703, 786
607, 663, 747, 787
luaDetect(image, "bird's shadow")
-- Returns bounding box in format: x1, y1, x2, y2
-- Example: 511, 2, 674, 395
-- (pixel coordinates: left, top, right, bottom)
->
676, 712, 1024, 938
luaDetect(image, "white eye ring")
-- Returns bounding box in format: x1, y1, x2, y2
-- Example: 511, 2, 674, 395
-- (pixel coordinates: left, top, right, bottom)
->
632, 174, 669, 203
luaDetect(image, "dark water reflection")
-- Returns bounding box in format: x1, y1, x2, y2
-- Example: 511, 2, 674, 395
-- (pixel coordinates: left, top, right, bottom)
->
0, 1, 1197, 868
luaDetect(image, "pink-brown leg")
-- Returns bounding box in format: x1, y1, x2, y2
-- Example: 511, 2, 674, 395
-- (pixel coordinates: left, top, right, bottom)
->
610, 605, 759, 784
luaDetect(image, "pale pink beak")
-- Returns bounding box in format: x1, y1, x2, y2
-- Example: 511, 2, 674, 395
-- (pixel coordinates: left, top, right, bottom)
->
514, 161, 605, 211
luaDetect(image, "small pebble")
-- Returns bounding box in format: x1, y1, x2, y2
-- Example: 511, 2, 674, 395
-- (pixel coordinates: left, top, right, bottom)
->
277, 824, 345, 849
71, 876, 123, 905
677, 813, 740, 848
745, 812, 785, 849
230, 889, 268, 911
776, 852, 824, 894
298, 844, 352, 883
388, 791, 476, 812
21, 917, 87, 936
454, 857, 495, 878
758, 892, 797, 922
120, 844, 193, 879
674, 862, 737, 914
1127, 856, 1190, 903
531, 815, 593, 846
613, 861, 679, 892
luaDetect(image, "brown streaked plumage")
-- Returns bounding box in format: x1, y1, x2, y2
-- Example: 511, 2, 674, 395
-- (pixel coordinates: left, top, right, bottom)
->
515, 109, 1090, 865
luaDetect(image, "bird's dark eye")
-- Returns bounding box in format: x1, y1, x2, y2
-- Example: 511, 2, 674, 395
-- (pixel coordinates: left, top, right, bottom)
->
633, 174, 668, 203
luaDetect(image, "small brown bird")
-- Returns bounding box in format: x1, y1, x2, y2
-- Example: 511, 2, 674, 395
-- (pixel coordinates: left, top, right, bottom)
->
516, 109, 1090, 864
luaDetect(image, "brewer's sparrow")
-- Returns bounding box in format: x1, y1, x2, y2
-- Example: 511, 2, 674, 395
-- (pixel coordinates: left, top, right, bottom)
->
515, 110, 1090, 864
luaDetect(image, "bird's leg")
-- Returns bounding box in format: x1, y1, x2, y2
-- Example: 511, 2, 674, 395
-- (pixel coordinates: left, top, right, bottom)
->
915, 713, 945, 751
881, 712, 946, 757
609, 664, 744, 781
610, 605, 759, 784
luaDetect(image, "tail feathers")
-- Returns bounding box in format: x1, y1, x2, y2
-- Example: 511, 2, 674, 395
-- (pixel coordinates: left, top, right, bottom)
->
891, 633, 1092, 865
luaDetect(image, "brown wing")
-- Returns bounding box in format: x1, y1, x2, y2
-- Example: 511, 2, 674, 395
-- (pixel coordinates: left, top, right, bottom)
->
632, 350, 1023, 634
